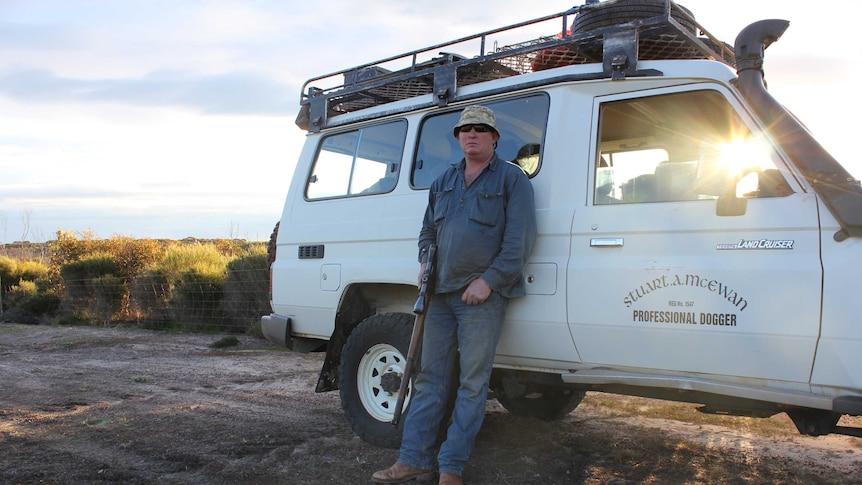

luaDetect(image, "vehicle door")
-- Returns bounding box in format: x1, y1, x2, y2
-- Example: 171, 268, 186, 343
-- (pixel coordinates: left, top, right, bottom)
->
567, 85, 822, 383
413, 94, 580, 366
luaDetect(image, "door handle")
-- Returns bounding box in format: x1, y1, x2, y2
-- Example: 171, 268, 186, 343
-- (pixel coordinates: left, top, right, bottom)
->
590, 238, 624, 247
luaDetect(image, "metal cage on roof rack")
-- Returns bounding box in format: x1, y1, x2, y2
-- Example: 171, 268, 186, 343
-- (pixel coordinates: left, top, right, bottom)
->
296, 0, 734, 132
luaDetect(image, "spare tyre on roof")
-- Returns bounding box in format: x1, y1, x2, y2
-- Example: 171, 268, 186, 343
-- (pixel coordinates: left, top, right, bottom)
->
571, 0, 696, 34
531, 0, 700, 71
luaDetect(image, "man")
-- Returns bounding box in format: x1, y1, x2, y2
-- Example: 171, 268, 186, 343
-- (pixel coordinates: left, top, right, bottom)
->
373, 105, 537, 484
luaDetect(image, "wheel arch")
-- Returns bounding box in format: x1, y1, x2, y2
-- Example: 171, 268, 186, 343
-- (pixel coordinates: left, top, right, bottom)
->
315, 282, 417, 392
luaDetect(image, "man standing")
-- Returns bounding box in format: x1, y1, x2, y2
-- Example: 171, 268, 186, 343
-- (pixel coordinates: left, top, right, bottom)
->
373, 105, 537, 484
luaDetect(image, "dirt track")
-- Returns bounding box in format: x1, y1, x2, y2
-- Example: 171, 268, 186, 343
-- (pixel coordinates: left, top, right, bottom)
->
1, 323, 860, 484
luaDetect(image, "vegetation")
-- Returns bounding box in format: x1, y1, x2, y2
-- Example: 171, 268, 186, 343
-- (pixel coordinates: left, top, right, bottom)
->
0, 230, 271, 334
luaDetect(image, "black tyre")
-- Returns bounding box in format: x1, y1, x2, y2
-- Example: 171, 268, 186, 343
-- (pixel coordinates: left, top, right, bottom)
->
786, 409, 841, 436
494, 385, 585, 421
339, 313, 414, 449
266, 221, 279, 268
573, 0, 696, 35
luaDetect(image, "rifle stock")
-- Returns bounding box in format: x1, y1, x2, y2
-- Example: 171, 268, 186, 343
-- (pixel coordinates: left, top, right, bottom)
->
391, 244, 436, 426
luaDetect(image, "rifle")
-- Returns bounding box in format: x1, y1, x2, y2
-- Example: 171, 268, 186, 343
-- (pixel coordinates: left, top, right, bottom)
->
391, 244, 436, 426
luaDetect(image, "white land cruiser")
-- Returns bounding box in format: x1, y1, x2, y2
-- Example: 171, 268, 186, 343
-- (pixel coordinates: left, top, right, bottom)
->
262, 0, 862, 448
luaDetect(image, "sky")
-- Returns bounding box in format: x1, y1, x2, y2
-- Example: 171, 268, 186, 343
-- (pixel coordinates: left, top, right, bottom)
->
1, 0, 859, 243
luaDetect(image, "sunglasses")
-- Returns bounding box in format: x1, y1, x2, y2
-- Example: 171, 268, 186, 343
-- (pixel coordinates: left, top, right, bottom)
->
458, 124, 492, 134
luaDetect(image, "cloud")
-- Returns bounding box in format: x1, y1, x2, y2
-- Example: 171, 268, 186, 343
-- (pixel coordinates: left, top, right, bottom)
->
0, 184, 130, 202
0, 68, 293, 114
0, 20, 85, 50
1, 204, 281, 242
0, 0, 858, 243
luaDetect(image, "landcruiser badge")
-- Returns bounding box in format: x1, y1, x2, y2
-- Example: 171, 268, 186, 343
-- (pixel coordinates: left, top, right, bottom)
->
716, 239, 794, 250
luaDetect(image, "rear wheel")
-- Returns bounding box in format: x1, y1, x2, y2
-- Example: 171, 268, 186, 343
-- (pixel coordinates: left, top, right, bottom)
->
339, 313, 414, 449
493, 381, 585, 421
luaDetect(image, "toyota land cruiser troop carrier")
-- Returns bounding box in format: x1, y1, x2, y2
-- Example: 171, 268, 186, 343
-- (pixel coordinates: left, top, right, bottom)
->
262, 0, 862, 447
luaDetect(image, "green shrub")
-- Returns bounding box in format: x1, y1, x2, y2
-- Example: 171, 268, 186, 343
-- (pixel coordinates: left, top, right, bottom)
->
59, 253, 123, 324
128, 271, 172, 326
60, 253, 118, 281
4, 236, 273, 332
92, 275, 126, 324
133, 243, 231, 330
0, 307, 40, 324
34, 277, 58, 293
170, 270, 225, 329
53, 310, 94, 326
223, 245, 270, 333
24, 290, 62, 315
158, 243, 227, 277
18, 260, 49, 281
7, 280, 37, 306
0, 256, 19, 287
2, 281, 61, 323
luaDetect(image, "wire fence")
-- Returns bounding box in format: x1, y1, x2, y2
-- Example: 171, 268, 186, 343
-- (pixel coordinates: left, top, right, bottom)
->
2, 267, 271, 334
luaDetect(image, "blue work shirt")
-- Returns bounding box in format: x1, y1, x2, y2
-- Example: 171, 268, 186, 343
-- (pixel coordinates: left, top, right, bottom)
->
419, 153, 537, 298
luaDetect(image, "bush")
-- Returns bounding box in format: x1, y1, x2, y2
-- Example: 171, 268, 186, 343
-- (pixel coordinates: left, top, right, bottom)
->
137, 243, 229, 330
60, 253, 120, 302
50, 229, 99, 267
24, 290, 62, 315
59, 253, 123, 325
129, 271, 172, 327
7, 280, 37, 307
53, 311, 94, 326
50, 232, 164, 279
223, 245, 270, 333
92, 275, 126, 324
3, 235, 272, 332
2, 280, 61, 324
18, 260, 49, 281
170, 270, 225, 329
0, 256, 19, 287
104, 237, 163, 279
158, 243, 227, 277
60, 254, 118, 281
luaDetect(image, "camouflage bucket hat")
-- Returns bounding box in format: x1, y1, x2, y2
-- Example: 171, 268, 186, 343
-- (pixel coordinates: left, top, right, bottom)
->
453, 105, 498, 137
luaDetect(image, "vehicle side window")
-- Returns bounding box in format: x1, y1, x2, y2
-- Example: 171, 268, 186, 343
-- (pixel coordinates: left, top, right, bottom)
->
306, 121, 407, 200
594, 90, 791, 205
412, 94, 549, 188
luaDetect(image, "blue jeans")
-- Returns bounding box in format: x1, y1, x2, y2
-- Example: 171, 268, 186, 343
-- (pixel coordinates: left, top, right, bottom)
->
398, 289, 508, 476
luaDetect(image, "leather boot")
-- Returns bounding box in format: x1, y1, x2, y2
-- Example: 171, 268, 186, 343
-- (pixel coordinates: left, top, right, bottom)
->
371, 462, 435, 484
438, 472, 463, 485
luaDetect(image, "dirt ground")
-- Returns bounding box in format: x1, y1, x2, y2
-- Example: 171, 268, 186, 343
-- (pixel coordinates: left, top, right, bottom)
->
1, 323, 860, 485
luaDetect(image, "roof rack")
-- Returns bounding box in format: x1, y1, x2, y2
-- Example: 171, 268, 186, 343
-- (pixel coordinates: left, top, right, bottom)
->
297, 0, 734, 132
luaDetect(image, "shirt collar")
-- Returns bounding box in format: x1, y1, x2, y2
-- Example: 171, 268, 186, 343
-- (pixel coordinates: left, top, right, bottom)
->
455, 152, 500, 172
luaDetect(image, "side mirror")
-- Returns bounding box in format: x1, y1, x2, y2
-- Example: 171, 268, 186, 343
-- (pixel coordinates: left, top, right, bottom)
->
715, 169, 760, 216
716, 192, 747, 216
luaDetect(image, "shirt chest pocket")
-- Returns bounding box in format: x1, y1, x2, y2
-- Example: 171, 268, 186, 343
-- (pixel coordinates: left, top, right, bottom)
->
433, 187, 455, 224
469, 191, 504, 227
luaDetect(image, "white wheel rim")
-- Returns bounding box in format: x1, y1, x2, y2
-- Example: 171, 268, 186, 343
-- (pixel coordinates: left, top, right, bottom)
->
356, 343, 410, 422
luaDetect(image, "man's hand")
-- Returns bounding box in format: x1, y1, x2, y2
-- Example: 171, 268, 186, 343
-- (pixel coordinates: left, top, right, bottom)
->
462, 278, 492, 305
